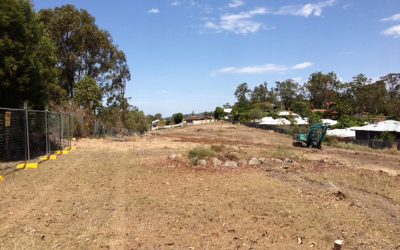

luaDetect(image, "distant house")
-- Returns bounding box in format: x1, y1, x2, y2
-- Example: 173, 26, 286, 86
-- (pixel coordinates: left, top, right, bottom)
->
186, 116, 215, 125
351, 120, 400, 141
321, 119, 338, 126
327, 128, 355, 138
223, 108, 232, 120
151, 119, 160, 131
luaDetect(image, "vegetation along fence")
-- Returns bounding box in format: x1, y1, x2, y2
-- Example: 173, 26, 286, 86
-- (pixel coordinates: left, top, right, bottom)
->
0, 105, 84, 176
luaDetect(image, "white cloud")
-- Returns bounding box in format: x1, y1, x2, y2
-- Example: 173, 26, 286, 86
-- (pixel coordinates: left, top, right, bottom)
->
205, 7, 268, 34
274, 0, 336, 17
214, 64, 288, 75
228, 0, 244, 8
148, 8, 160, 14
382, 24, 400, 37
292, 77, 303, 83
381, 13, 400, 22
171, 1, 180, 6
292, 62, 314, 70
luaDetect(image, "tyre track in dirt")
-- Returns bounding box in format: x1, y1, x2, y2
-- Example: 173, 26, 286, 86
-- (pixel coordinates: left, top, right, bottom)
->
0, 152, 85, 249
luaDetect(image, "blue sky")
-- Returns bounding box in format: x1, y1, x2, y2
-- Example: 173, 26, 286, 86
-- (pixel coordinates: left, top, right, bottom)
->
33, 0, 400, 117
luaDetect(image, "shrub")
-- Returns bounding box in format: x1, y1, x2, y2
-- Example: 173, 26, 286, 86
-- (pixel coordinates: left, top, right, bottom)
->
188, 146, 215, 160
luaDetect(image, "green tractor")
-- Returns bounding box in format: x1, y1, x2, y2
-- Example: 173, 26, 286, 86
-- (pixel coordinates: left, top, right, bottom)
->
293, 123, 329, 149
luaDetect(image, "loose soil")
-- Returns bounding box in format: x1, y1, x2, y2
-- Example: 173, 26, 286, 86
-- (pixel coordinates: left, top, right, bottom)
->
1, 122, 399, 249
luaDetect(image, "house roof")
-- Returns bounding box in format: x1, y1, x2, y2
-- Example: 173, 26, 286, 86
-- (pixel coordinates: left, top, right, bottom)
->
294, 117, 309, 125
259, 117, 278, 125
278, 111, 299, 117
327, 128, 356, 138
321, 119, 338, 126
223, 108, 232, 113
351, 120, 400, 133
275, 118, 291, 125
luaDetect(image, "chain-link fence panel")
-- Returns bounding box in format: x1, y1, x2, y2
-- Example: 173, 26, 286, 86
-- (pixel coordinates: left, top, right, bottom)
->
0, 108, 27, 175
48, 112, 62, 153
28, 111, 47, 159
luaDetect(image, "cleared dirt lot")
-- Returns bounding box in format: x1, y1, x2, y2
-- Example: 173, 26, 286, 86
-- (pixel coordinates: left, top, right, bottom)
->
1, 122, 400, 249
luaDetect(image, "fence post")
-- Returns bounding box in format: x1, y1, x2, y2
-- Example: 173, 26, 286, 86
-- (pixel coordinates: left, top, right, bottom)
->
81, 117, 84, 137
45, 105, 49, 155
60, 113, 63, 150
24, 101, 30, 161
68, 114, 71, 148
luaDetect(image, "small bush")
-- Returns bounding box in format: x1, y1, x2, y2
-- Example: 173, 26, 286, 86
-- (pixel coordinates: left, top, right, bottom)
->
324, 136, 338, 146
271, 145, 293, 159
188, 146, 215, 160
210, 144, 225, 153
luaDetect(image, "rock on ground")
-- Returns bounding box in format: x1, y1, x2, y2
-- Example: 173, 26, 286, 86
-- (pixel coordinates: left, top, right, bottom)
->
248, 157, 261, 166
212, 157, 223, 167
223, 161, 238, 168
197, 159, 207, 166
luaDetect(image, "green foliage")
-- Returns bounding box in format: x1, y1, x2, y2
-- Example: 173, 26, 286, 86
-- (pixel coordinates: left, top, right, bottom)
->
232, 100, 251, 122
305, 72, 340, 109
290, 100, 311, 118
124, 110, 149, 135
98, 106, 149, 134
0, 0, 58, 109
374, 131, 396, 142
74, 76, 102, 112
253, 102, 273, 112
308, 112, 322, 125
188, 146, 215, 163
38, 4, 130, 105
214, 106, 225, 120
234, 83, 250, 102
335, 115, 367, 129
250, 82, 268, 103
276, 79, 299, 109
248, 108, 264, 121
172, 113, 183, 124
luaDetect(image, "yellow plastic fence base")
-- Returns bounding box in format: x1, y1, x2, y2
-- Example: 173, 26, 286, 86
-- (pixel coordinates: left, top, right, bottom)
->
16, 163, 25, 169
39, 156, 49, 161
16, 163, 39, 169
0, 175, 4, 182
50, 155, 57, 160
26, 163, 39, 169
56, 150, 62, 155
70, 146, 77, 150
62, 150, 69, 155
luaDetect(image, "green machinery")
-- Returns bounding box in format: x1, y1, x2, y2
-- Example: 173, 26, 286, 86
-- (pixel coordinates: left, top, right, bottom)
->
293, 123, 329, 149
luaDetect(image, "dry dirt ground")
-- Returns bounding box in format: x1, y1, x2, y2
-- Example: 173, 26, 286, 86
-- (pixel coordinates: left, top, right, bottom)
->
0, 122, 400, 249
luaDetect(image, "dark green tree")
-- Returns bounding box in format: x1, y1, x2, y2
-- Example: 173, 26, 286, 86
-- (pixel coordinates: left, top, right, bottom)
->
74, 76, 102, 113
172, 113, 184, 124
275, 79, 299, 110
214, 106, 225, 120
305, 72, 340, 109
234, 83, 251, 102
38, 5, 130, 101
0, 0, 58, 108
250, 82, 269, 103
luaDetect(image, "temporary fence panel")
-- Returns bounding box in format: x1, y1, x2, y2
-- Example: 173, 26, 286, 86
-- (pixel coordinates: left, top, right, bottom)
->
48, 112, 62, 153
28, 110, 47, 159
0, 108, 27, 164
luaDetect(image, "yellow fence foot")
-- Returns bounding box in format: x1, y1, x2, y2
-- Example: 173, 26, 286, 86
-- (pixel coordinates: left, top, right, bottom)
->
39, 156, 49, 161
50, 154, 57, 160
26, 163, 39, 169
62, 150, 69, 154
0, 175, 4, 182
16, 163, 25, 169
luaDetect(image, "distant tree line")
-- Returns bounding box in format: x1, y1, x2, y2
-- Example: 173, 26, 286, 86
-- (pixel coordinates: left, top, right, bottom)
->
216, 72, 400, 126
0, 0, 148, 134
